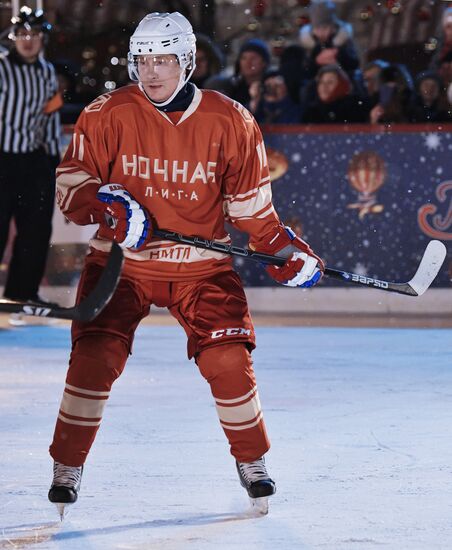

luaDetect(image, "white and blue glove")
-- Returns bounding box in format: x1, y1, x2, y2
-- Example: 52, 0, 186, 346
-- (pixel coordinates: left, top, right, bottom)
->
94, 184, 152, 250
255, 225, 324, 288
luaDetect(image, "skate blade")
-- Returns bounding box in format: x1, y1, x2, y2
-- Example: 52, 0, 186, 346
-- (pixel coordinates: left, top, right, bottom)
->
9, 314, 59, 327
248, 496, 269, 516
55, 502, 70, 521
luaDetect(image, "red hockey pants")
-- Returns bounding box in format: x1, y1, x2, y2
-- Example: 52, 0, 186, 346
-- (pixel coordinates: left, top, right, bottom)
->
49, 260, 270, 466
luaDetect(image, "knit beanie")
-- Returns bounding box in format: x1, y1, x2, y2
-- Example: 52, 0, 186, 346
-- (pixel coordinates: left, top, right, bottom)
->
310, 1, 338, 27
238, 38, 271, 65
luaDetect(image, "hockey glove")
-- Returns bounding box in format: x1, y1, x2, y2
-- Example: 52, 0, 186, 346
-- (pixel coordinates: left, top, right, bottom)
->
257, 226, 324, 288
94, 184, 152, 250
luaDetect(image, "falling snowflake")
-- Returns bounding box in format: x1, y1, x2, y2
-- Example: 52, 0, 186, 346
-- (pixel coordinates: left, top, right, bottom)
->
291, 153, 301, 162
353, 262, 368, 276
424, 133, 441, 150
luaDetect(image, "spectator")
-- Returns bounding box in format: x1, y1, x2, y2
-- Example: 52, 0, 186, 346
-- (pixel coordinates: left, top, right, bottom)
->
0, 7, 61, 320
191, 33, 224, 89
369, 64, 415, 124
302, 64, 369, 124
410, 71, 451, 123
362, 59, 390, 109
299, 0, 360, 81
249, 70, 303, 124
219, 38, 271, 106
429, 7, 452, 72
438, 50, 452, 92
278, 44, 308, 104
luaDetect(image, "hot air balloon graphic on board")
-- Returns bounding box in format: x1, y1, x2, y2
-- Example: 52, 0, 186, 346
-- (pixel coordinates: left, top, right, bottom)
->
266, 147, 289, 182
347, 151, 386, 219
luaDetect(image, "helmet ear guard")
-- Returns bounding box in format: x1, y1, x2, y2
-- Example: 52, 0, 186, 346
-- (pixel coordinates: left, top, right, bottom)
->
128, 12, 197, 106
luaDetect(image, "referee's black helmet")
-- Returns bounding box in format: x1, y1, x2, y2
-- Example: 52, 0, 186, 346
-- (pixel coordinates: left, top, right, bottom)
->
11, 6, 52, 34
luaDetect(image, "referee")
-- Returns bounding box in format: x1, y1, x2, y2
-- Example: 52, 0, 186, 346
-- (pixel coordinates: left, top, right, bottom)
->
0, 6, 61, 314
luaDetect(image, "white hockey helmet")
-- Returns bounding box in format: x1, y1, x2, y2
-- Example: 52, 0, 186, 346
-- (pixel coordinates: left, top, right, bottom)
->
128, 12, 196, 105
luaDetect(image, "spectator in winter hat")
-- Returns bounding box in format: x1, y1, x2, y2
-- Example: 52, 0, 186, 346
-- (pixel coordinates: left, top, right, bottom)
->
248, 70, 303, 124
438, 49, 452, 91
370, 64, 415, 124
191, 33, 224, 89
410, 71, 451, 123
299, 0, 359, 81
310, 0, 339, 41
236, 39, 271, 99
278, 44, 309, 104
203, 38, 270, 103
302, 64, 369, 123
236, 38, 271, 69
219, 38, 271, 106
362, 59, 390, 109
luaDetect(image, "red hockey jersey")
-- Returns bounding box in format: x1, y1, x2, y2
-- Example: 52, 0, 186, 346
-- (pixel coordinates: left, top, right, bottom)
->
56, 85, 282, 281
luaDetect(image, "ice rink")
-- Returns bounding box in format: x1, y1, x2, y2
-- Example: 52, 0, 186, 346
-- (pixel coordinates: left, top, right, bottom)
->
1, 322, 451, 549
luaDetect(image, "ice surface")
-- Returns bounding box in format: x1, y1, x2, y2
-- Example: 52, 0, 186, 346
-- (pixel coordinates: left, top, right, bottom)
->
0, 324, 451, 549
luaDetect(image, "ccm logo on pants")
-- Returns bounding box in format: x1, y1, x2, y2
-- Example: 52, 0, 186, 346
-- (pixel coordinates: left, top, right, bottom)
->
211, 328, 251, 339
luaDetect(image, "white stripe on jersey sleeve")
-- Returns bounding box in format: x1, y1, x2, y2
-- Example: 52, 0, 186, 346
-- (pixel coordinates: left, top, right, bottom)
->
223, 182, 273, 220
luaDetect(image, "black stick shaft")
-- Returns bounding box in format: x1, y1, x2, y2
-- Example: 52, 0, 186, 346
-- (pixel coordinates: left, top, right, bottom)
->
153, 229, 418, 295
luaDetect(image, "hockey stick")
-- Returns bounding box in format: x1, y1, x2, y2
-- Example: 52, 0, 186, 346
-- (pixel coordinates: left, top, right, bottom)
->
0, 243, 124, 321
153, 229, 447, 297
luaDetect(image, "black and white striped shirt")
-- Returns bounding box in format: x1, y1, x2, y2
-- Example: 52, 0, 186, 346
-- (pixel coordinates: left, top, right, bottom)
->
0, 50, 60, 155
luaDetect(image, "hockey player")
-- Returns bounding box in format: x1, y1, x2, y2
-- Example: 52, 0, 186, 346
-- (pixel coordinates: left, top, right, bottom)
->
48, 12, 324, 518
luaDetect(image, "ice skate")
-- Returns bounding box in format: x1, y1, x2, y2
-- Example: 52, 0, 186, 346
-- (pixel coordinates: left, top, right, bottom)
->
48, 462, 83, 520
236, 457, 276, 515
8, 313, 27, 326
9, 312, 59, 326
8, 296, 60, 327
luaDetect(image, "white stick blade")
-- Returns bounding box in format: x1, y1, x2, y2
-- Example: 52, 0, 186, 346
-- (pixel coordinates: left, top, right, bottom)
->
408, 240, 447, 296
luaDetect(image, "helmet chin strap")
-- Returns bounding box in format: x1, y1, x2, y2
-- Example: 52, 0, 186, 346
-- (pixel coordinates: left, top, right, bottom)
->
138, 64, 195, 108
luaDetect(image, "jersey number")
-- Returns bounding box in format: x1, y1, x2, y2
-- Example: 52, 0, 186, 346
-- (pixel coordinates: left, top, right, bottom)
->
72, 132, 85, 161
